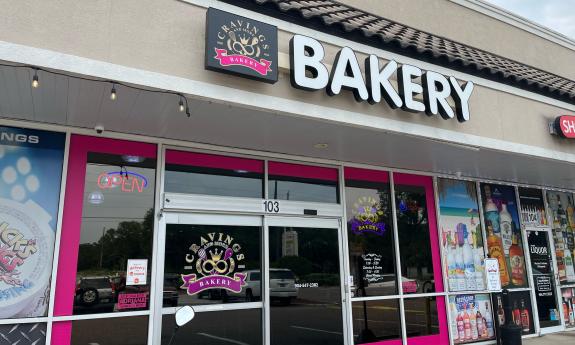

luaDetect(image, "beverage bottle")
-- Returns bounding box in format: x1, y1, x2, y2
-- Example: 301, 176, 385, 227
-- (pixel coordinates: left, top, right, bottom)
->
455, 245, 466, 291
509, 233, 526, 286
463, 231, 476, 290
484, 301, 494, 337
520, 299, 530, 332
451, 302, 459, 342
484, 190, 500, 234
499, 204, 513, 256
558, 197, 568, 227
487, 223, 510, 287
457, 308, 465, 341
564, 301, 569, 322
447, 237, 458, 291
556, 238, 567, 282
464, 304, 471, 340
470, 303, 478, 340
475, 304, 484, 339
497, 295, 505, 326
564, 246, 575, 282
570, 300, 575, 326
514, 302, 522, 326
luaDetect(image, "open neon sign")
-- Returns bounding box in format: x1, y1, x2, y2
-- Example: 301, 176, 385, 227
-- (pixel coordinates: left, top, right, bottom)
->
97, 171, 148, 193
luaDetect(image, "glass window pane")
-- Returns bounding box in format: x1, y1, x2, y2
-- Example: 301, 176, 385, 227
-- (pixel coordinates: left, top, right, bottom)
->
0, 126, 65, 318
0, 323, 47, 345
71, 316, 148, 345
352, 299, 401, 344
345, 168, 397, 297
75, 153, 156, 314
268, 161, 339, 203
269, 226, 343, 345
546, 190, 575, 285
562, 287, 575, 328
491, 291, 535, 335
164, 150, 263, 198
395, 184, 435, 294
161, 309, 262, 345
448, 294, 496, 344
164, 224, 261, 306
437, 179, 485, 292
480, 183, 528, 289
404, 297, 440, 337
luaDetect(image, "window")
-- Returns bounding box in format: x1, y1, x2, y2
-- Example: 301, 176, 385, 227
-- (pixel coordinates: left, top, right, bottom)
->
404, 297, 441, 337
268, 161, 339, 203
0, 126, 65, 318
70, 316, 149, 345
165, 150, 263, 198
352, 299, 401, 343
546, 190, 575, 285
448, 294, 496, 344
345, 167, 396, 297
74, 153, 156, 314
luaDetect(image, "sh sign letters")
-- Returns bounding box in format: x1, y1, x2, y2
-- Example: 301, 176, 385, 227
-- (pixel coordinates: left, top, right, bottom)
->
553, 115, 575, 138
290, 35, 474, 122
205, 8, 278, 83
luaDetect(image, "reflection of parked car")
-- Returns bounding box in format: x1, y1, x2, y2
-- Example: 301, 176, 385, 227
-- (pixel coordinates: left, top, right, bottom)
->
354, 275, 419, 296
236, 269, 298, 304
76, 277, 113, 306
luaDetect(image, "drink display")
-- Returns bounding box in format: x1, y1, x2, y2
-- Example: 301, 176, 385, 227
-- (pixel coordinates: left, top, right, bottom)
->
492, 291, 534, 335
520, 299, 530, 332
481, 183, 527, 288
438, 179, 486, 292
563, 288, 575, 328
449, 295, 496, 344
547, 191, 575, 284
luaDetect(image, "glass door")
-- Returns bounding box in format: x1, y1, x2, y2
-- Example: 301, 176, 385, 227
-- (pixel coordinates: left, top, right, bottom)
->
266, 216, 345, 345
155, 213, 264, 345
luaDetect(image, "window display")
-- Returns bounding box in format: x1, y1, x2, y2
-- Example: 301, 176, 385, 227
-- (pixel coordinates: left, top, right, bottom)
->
437, 179, 485, 292
562, 287, 575, 328
491, 291, 535, 335
0, 126, 65, 318
448, 294, 495, 344
546, 191, 575, 284
345, 168, 396, 297
480, 183, 527, 289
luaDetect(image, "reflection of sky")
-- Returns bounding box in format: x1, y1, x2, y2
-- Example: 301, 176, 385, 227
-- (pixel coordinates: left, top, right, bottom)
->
0, 129, 65, 229
81, 164, 155, 244
438, 180, 477, 210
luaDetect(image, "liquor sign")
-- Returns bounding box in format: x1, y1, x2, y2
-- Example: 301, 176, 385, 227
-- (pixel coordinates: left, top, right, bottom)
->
553, 115, 575, 139
205, 8, 278, 83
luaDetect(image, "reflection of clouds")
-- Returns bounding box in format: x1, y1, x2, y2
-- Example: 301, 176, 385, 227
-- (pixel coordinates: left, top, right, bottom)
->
2, 166, 17, 184
17, 157, 31, 175
11, 185, 26, 201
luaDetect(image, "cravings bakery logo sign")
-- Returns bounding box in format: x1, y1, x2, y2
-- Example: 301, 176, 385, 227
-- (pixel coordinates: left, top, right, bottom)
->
205, 8, 278, 83
350, 196, 387, 236
180, 232, 247, 295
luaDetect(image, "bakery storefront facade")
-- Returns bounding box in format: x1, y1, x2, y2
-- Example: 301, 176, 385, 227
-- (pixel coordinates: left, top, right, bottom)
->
1, 1, 575, 345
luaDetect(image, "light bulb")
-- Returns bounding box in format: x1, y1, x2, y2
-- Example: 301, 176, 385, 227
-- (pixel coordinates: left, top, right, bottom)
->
32, 74, 39, 88
110, 85, 117, 100
179, 99, 185, 112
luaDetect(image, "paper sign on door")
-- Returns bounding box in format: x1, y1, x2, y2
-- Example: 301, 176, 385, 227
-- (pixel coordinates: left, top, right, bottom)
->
485, 258, 501, 291
127, 259, 148, 286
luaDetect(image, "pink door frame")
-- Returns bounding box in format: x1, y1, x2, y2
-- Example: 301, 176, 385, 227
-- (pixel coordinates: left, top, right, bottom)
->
51, 135, 156, 345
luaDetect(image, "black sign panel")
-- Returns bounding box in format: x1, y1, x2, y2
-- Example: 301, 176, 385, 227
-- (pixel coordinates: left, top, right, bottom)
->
205, 8, 278, 83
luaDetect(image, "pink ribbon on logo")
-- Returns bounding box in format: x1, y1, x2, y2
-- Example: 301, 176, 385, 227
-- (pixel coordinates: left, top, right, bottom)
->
214, 48, 272, 76
181, 273, 247, 295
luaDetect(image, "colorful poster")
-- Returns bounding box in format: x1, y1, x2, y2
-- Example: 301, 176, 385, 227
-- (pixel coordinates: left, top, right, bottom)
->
0, 126, 65, 318
546, 191, 575, 284
437, 179, 485, 292
562, 287, 575, 328
448, 294, 495, 344
480, 183, 527, 289
518, 187, 548, 228
491, 291, 535, 335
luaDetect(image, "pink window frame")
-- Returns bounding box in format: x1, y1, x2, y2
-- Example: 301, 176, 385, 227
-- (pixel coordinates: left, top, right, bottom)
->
51, 135, 157, 344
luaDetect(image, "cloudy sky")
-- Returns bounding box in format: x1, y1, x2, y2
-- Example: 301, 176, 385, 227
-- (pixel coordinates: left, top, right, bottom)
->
484, 0, 575, 39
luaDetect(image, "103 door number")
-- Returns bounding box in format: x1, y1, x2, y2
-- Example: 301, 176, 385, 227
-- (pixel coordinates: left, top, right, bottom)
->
263, 200, 280, 213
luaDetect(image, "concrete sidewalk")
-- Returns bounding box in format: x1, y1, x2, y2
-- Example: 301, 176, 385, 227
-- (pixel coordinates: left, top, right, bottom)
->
524, 332, 575, 345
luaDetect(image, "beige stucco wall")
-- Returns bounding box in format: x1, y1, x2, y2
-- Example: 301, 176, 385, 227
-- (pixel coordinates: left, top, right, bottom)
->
0, 0, 573, 156
343, 0, 575, 81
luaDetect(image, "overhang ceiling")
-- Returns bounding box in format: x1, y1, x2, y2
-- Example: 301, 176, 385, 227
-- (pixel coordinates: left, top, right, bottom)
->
1, 63, 575, 190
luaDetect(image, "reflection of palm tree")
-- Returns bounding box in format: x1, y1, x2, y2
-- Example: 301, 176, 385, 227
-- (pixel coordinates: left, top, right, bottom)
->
437, 179, 478, 203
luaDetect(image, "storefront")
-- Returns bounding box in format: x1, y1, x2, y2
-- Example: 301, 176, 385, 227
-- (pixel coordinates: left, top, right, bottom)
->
1, 1, 575, 345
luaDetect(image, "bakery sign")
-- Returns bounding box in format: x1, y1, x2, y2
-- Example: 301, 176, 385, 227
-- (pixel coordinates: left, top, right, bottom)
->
552, 115, 575, 138
205, 8, 278, 83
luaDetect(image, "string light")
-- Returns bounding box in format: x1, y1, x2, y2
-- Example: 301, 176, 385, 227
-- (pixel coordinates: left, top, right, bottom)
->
32, 69, 39, 88
110, 84, 117, 101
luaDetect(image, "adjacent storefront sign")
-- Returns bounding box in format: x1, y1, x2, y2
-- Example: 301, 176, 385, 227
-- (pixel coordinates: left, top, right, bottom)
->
205, 8, 278, 83
553, 115, 575, 138
126, 259, 148, 286
0, 126, 65, 318
290, 35, 474, 122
